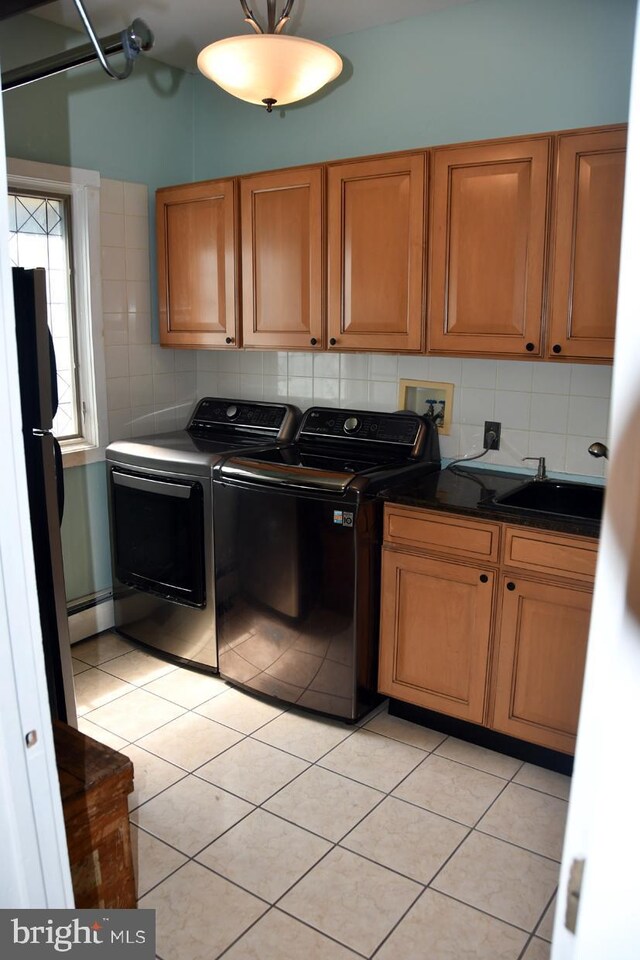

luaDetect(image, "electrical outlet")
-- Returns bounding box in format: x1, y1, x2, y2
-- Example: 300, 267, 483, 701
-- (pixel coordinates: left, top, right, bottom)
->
483, 420, 501, 450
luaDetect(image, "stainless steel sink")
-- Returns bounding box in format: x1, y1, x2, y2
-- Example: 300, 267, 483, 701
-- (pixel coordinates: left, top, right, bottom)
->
487, 479, 604, 522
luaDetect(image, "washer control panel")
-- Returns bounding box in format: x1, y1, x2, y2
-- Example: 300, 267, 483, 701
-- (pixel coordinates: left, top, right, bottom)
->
190, 398, 289, 431
299, 408, 422, 447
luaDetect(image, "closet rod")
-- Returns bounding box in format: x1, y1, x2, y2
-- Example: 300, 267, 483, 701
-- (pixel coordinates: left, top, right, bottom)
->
2, 17, 153, 92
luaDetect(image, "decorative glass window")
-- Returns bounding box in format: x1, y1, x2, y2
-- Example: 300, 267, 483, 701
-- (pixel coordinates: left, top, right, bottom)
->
7, 159, 108, 466
8, 191, 81, 439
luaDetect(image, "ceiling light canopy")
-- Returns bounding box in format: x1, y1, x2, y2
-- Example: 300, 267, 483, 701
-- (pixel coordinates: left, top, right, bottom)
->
197, 0, 343, 113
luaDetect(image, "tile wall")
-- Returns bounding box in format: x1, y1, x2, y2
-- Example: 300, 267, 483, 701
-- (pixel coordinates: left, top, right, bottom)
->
101, 179, 610, 480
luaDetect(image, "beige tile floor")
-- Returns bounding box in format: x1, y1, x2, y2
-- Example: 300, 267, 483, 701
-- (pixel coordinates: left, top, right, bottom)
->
73, 632, 568, 960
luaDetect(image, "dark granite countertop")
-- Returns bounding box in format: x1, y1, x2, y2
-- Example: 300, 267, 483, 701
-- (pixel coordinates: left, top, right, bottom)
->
379, 465, 601, 539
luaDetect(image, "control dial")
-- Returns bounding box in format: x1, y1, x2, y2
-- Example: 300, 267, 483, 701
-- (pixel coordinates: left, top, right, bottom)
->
344, 416, 361, 434
226, 404, 239, 419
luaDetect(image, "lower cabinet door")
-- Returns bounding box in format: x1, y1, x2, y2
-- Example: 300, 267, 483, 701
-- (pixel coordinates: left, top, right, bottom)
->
378, 548, 494, 723
492, 576, 591, 753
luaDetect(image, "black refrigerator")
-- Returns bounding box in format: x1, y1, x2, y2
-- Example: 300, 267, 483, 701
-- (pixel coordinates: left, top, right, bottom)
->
12, 266, 77, 725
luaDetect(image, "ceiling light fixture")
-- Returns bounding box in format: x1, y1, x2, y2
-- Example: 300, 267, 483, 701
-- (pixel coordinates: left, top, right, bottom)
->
197, 0, 343, 113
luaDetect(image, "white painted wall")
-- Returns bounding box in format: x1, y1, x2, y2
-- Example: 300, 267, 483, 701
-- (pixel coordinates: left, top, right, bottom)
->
553, 3, 640, 957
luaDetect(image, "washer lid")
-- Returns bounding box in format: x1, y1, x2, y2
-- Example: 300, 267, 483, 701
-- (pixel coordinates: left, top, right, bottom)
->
106, 430, 288, 477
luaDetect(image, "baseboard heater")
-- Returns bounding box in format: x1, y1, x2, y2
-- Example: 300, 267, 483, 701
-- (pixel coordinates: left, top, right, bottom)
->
68, 589, 114, 644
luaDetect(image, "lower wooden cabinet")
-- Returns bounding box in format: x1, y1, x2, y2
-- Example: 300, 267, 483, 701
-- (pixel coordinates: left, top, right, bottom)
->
379, 504, 597, 754
491, 575, 591, 753
379, 548, 494, 723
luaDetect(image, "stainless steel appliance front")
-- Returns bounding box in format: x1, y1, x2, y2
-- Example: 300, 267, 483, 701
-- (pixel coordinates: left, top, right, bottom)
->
213, 407, 441, 718
106, 399, 299, 672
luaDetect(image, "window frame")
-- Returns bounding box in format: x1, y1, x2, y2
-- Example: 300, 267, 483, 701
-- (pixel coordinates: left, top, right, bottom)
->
7, 157, 108, 467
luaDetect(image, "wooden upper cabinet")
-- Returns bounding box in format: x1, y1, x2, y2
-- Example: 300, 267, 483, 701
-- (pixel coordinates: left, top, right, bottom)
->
240, 166, 324, 350
428, 137, 551, 357
547, 126, 626, 362
156, 179, 238, 348
327, 153, 426, 352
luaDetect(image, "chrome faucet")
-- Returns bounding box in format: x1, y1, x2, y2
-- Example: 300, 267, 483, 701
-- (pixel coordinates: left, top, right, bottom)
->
522, 456, 547, 481
588, 441, 609, 460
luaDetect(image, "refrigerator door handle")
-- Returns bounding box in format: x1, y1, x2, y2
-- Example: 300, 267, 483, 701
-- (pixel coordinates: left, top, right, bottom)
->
48, 329, 59, 419
53, 435, 65, 524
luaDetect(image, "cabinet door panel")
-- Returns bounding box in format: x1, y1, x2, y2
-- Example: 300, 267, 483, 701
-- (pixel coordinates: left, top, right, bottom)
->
548, 127, 626, 360
157, 180, 238, 348
241, 167, 323, 349
492, 576, 591, 753
429, 138, 550, 356
327, 154, 425, 352
379, 549, 493, 722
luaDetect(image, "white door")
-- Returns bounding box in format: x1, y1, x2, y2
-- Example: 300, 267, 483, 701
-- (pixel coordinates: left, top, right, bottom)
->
0, 67, 74, 907
553, 5, 640, 958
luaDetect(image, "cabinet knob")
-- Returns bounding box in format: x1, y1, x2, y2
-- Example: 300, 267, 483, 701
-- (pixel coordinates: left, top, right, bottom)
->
506, 581, 516, 591
552, 344, 562, 354
310, 337, 318, 346
479, 574, 489, 583
225, 336, 235, 345
329, 338, 337, 346
525, 342, 535, 352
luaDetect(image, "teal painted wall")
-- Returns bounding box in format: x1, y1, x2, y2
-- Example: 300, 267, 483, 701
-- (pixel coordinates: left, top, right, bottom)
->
1, 15, 196, 602
60, 462, 111, 602
0, 15, 194, 189
193, 0, 636, 178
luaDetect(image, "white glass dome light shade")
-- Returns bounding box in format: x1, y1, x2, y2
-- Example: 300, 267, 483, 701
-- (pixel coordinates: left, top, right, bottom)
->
197, 34, 343, 109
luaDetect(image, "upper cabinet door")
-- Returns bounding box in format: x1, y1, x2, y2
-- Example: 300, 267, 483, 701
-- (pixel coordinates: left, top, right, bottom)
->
547, 127, 626, 362
327, 153, 426, 353
156, 180, 238, 348
428, 137, 551, 358
240, 166, 324, 350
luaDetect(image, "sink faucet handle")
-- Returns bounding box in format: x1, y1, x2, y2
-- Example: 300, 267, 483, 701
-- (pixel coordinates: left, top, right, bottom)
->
522, 456, 547, 481
588, 441, 609, 460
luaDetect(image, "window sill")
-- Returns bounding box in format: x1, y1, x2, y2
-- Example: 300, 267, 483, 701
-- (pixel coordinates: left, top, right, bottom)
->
60, 440, 105, 468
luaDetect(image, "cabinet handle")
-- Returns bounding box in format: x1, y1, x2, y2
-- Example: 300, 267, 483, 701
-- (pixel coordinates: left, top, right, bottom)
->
310, 337, 318, 346
329, 338, 337, 346
479, 574, 489, 583
552, 344, 562, 354
525, 342, 535, 352
506, 581, 516, 591
225, 336, 235, 345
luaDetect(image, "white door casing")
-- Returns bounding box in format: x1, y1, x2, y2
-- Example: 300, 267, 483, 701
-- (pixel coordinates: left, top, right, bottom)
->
553, 5, 640, 958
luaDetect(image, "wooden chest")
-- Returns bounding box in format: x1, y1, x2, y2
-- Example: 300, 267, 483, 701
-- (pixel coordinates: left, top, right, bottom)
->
54, 720, 136, 908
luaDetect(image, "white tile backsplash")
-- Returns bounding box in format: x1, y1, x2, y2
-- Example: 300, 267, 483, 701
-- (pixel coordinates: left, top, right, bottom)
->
570, 363, 612, 398
493, 391, 531, 431
124, 214, 149, 250
369, 354, 399, 381
531, 362, 571, 395
461, 358, 497, 389
124, 181, 149, 217
101, 212, 125, 248
496, 360, 534, 393
529, 393, 570, 435
288, 352, 313, 377
459, 387, 495, 425
313, 353, 340, 379
100, 179, 124, 215
100, 179, 610, 478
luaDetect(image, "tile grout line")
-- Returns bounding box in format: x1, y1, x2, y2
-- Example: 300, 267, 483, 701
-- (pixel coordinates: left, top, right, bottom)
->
94, 641, 564, 957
